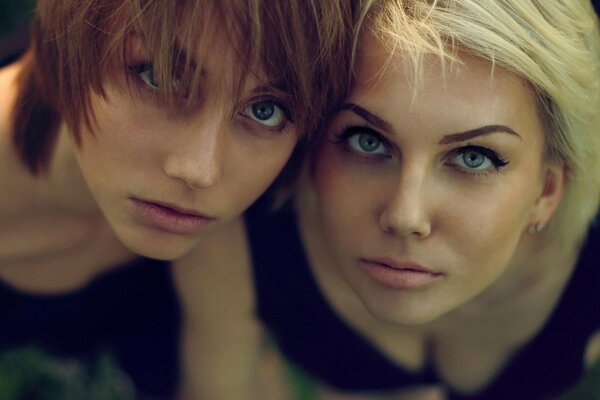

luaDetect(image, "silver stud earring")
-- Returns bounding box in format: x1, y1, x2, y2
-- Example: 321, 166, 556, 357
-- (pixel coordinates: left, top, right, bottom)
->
527, 223, 545, 234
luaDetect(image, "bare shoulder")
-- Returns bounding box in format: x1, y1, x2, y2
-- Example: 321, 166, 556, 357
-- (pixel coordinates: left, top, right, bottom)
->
0, 60, 22, 148
173, 216, 256, 318
585, 329, 600, 368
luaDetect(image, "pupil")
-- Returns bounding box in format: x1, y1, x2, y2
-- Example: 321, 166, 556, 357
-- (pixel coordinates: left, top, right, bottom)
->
252, 102, 275, 120
463, 151, 484, 168
359, 134, 380, 152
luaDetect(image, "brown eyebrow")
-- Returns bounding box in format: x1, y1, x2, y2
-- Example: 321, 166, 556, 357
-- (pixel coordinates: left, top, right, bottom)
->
170, 42, 201, 74
439, 125, 521, 144
337, 103, 521, 144
337, 103, 393, 132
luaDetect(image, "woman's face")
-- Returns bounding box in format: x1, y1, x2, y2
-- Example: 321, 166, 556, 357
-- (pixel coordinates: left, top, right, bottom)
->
75, 34, 297, 260
312, 35, 563, 325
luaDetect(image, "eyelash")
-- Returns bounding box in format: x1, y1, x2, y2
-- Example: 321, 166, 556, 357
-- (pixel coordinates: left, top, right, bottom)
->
332, 125, 392, 162
126, 61, 188, 92
331, 125, 510, 176
453, 145, 509, 167
447, 145, 509, 179
240, 97, 293, 133
125, 62, 165, 97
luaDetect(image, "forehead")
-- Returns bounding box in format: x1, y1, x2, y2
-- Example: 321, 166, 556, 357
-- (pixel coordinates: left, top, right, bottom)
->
350, 33, 542, 138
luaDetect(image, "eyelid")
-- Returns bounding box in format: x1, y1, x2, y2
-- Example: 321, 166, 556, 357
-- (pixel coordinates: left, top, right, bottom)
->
126, 62, 159, 90
126, 61, 186, 94
445, 144, 509, 178
454, 145, 509, 167
332, 124, 394, 161
333, 125, 388, 144
245, 93, 293, 122
238, 97, 292, 133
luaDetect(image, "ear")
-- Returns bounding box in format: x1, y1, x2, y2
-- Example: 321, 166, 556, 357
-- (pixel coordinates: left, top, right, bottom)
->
529, 163, 567, 226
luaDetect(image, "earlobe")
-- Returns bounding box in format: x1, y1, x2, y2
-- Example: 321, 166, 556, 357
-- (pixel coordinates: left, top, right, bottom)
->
529, 163, 566, 228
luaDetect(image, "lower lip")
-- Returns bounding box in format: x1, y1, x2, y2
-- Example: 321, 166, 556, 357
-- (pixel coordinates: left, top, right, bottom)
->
362, 261, 442, 290
132, 199, 214, 235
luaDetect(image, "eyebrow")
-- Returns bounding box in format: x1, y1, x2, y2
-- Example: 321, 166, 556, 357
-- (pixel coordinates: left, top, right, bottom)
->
337, 103, 393, 132
171, 43, 201, 74
439, 125, 521, 144
337, 102, 521, 144
250, 84, 288, 97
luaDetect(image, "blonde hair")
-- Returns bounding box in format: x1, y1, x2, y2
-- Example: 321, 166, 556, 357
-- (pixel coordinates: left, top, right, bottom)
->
12, 0, 353, 175
356, 0, 600, 243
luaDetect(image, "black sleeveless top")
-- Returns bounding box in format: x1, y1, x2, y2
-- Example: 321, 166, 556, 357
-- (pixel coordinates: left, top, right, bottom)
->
0, 257, 181, 398
246, 198, 600, 399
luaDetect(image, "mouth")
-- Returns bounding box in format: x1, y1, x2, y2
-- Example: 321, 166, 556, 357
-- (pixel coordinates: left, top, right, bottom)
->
131, 198, 216, 235
360, 257, 443, 290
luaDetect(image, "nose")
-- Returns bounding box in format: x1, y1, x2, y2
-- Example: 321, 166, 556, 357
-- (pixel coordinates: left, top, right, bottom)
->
378, 164, 432, 238
163, 119, 225, 190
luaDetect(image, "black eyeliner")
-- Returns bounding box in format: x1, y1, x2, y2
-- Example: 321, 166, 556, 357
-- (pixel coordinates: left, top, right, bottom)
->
331, 125, 383, 144
457, 145, 509, 168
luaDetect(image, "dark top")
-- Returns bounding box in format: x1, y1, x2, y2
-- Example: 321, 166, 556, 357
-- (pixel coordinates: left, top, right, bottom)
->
246, 197, 600, 399
0, 257, 181, 399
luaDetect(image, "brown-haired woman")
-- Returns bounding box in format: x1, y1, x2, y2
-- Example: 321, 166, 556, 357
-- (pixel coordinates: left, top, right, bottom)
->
0, 1, 352, 398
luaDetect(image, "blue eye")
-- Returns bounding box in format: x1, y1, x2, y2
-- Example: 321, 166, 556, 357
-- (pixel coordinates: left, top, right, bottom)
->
245, 100, 288, 128
126, 63, 181, 92
332, 126, 391, 161
451, 146, 508, 171
127, 63, 159, 90
457, 150, 489, 169
346, 131, 388, 155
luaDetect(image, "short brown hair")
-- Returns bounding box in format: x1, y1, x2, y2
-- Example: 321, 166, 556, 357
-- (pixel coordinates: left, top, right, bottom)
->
11, 0, 353, 175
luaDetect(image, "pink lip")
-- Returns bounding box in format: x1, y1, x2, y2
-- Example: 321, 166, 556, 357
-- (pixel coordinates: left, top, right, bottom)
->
131, 198, 216, 235
360, 257, 443, 290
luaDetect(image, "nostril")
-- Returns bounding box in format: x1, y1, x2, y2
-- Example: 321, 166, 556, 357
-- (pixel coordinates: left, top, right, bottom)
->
378, 199, 431, 238
164, 154, 223, 190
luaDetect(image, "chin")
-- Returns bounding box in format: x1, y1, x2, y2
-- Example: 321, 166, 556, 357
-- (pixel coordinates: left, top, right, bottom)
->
126, 240, 193, 260
359, 290, 451, 327
129, 244, 191, 261
115, 229, 197, 261
368, 307, 442, 327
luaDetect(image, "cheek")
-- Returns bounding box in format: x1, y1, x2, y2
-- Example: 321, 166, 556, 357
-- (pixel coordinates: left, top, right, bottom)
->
76, 114, 156, 189
230, 134, 298, 201
440, 177, 540, 268
81, 95, 149, 163
93, 95, 164, 147
313, 149, 377, 248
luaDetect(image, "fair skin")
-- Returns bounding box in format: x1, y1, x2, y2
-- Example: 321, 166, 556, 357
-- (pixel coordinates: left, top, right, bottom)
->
309, 35, 564, 327
75, 36, 297, 261
296, 33, 573, 396
0, 26, 297, 296
306, 35, 600, 397
177, 33, 599, 400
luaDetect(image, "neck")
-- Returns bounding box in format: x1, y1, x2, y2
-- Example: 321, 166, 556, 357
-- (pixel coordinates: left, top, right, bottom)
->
44, 124, 102, 217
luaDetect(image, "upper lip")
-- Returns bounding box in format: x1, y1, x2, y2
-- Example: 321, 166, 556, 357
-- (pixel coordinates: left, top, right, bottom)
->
361, 257, 443, 275
133, 198, 215, 219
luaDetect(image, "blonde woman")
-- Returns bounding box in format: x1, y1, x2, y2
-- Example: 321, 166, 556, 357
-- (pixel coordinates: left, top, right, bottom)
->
179, 0, 600, 398
0, 1, 352, 398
